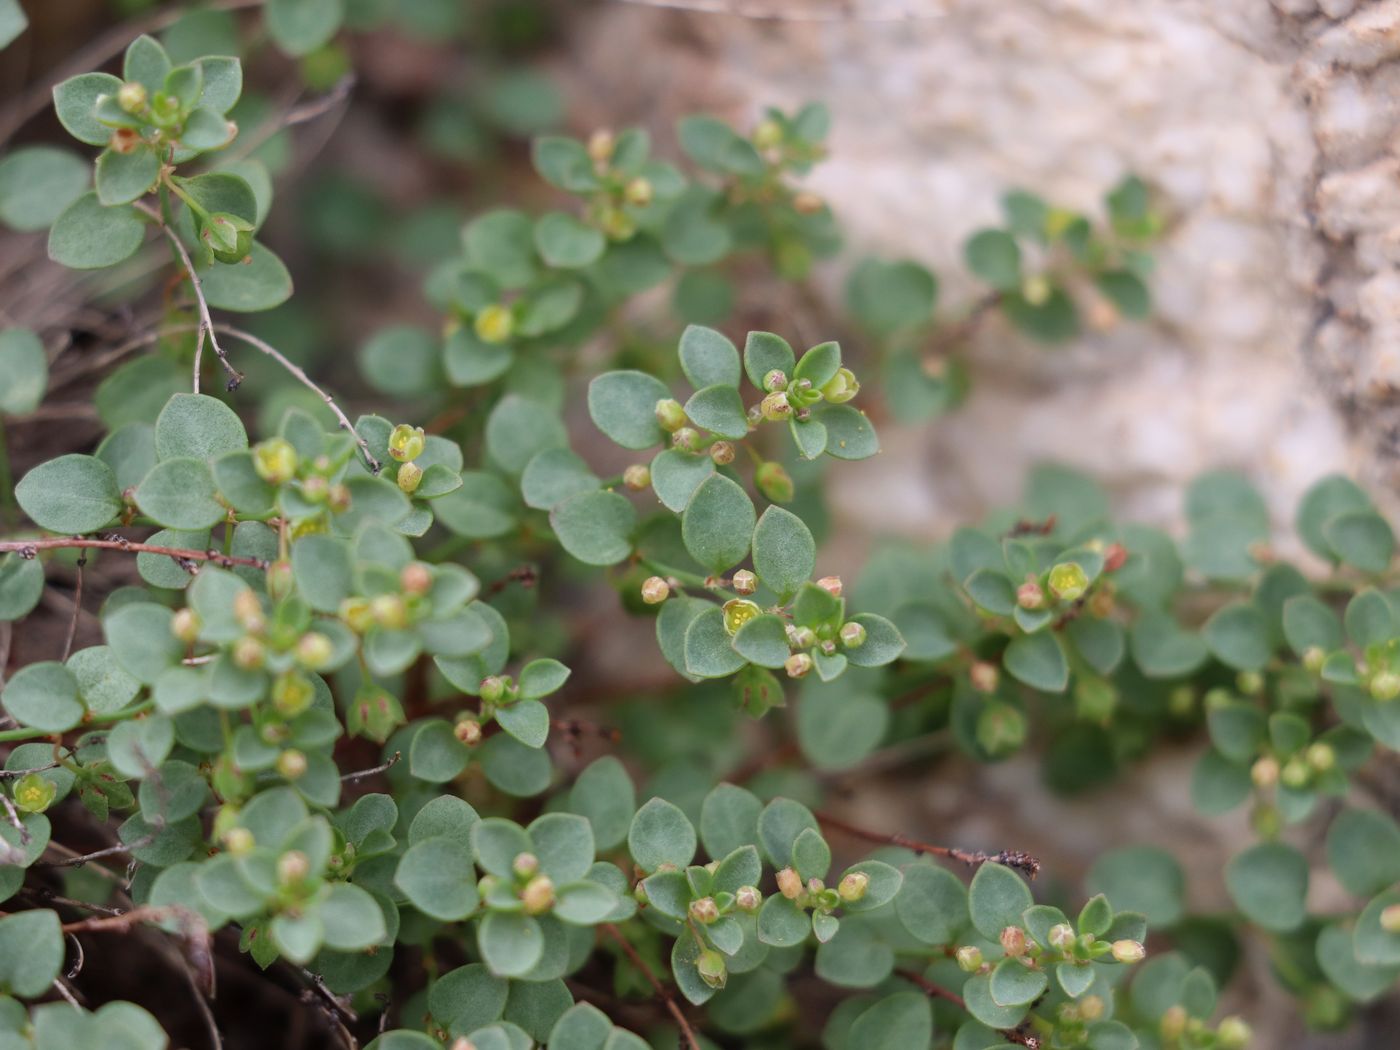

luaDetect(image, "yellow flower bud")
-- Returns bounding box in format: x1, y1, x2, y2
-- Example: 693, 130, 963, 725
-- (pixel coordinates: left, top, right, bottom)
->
731, 570, 757, 596
474, 304, 514, 345
641, 576, 670, 605
276, 749, 308, 781
396, 460, 423, 495
521, 874, 555, 915
252, 437, 298, 484
388, 424, 426, 463
819, 367, 859, 404
623, 464, 651, 490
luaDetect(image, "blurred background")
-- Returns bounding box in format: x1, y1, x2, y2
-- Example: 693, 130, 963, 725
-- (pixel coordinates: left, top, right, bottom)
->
3, 0, 1400, 1046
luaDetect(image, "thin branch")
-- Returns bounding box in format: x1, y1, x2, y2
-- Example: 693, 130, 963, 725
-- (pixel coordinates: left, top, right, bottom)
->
213, 325, 380, 474
613, 0, 947, 22
60, 552, 86, 662
815, 809, 1041, 880
895, 967, 965, 1008
40, 833, 156, 869
601, 923, 701, 1050
0, 761, 59, 779
0, 537, 268, 571
485, 564, 539, 597
133, 202, 243, 392
340, 751, 401, 783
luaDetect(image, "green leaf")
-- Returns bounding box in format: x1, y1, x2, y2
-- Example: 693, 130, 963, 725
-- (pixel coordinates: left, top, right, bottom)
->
843, 613, 906, 668
199, 242, 293, 311
550, 490, 635, 566
649, 449, 713, 513
48, 192, 145, 270
2, 661, 84, 732
1326, 808, 1400, 897
1345, 588, 1394, 647
1086, 846, 1184, 927
627, 798, 696, 872
990, 957, 1047, 1007
968, 863, 1033, 940
0, 0, 26, 50
1131, 610, 1208, 679
534, 212, 605, 269
1225, 842, 1308, 932
790, 416, 827, 460
814, 919, 892, 986
1357, 890, 1400, 966
845, 258, 937, 335
496, 699, 549, 748
1096, 270, 1150, 318
95, 147, 159, 206
751, 507, 815, 601
964, 229, 1022, 290
532, 137, 599, 193
0, 146, 88, 232
731, 614, 790, 669
0, 329, 47, 416
478, 911, 544, 978
155, 393, 247, 461
1202, 601, 1271, 671
521, 449, 600, 512
757, 895, 809, 947
684, 385, 748, 440
1281, 595, 1343, 655
792, 341, 841, 390
291, 535, 352, 613
409, 721, 470, 783
743, 331, 795, 389
1324, 510, 1395, 573
757, 797, 818, 869
684, 606, 747, 678
107, 714, 174, 778
197, 56, 243, 114
16, 453, 122, 533
104, 602, 182, 684
700, 783, 761, 859
814, 404, 878, 460
679, 325, 740, 389
53, 72, 124, 146
567, 756, 636, 852
530, 812, 596, 883
1316, 921, 1400, 1003
962, 972, 1029, 1029
797, 682, 886, 769
444, 328, 513, 387
682, 474, 755, 573
847, 993, 932, 1050
266, 0, 344, 56
895, 864, 968, 945
519, 658, 570, 700
1003, 631, 1068, 692
0, 910, 62, 998
1297, 475, 1371, 561
588, 370, 670, 450
1003, 286, 1078, 343
677, 115, 763, 176
0, 554, 44, 621
395, 837, 479, 921
135, 456, 224, 529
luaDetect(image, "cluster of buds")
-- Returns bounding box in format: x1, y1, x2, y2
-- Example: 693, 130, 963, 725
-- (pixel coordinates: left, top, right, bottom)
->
387, 424, 427, 496
957, 925, 1144, 979
339, 562, 434, 642
773, 865, 866, 913
252, 437, 353, 515
1159, 1006, 1252, 1048
582, 129, 656, 241
752, 366, 861, 430
98, 73, 236, 157
1250, 740, 1336, 793
477, 852, 556, 920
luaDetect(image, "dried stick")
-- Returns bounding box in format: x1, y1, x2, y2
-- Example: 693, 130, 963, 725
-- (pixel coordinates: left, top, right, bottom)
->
340, 751, 401, 783
815, 809, 1041, 879
0, 537, 268, 571
60, 553, 85, 662
213, 325, 380, 474
601, 923, 701, 1050
133, 202, 243, 392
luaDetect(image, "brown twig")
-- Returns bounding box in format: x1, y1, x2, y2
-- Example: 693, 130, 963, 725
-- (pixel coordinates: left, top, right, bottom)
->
340, 751, 401, 783
212, 325, 380, 474
814, 810, 1041, 879
60, 553, 86, 662
0, 537, 268, 571
484, 564, 539, 598
133, 202, 243, 392
601, 923, 701, 1050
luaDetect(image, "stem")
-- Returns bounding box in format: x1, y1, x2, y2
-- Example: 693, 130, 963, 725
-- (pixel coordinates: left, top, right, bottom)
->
212, 324, 381, 475
133, 199, 243, 393
814, 809, 1041, 880
0, 698, 156, 743
601, 923, 701, 1050
0, 537, 268, 570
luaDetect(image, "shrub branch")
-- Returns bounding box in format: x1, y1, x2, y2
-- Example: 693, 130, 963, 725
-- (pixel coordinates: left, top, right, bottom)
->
814, 809, 1041, 879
